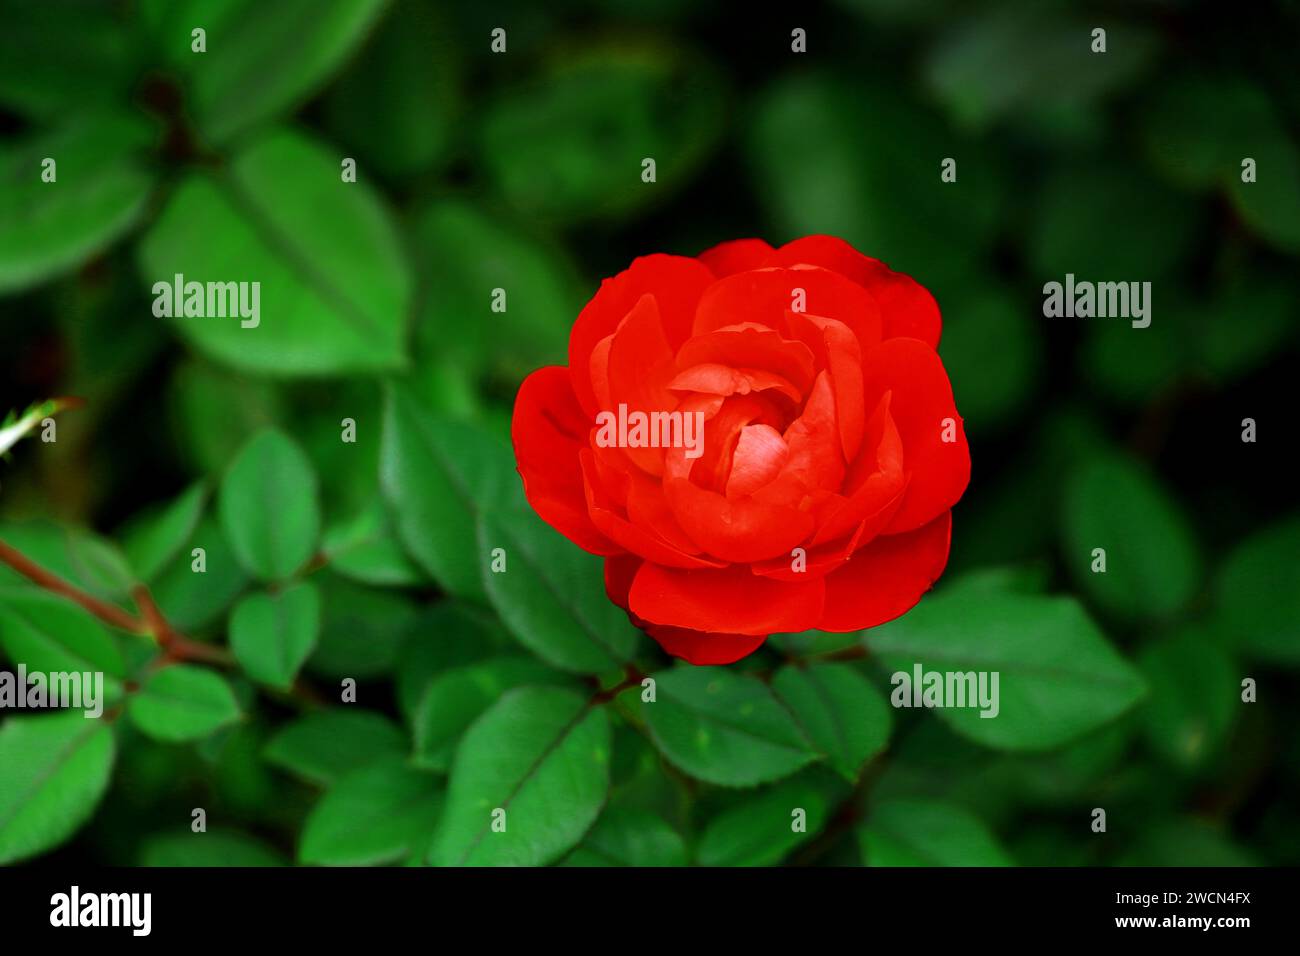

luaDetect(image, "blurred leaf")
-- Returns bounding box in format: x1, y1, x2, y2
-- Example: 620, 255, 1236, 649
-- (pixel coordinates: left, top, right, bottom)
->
1192, 270, 1297, 383
561, 806, 686, 867
0, 711, 116, 865
938, 280, 1041, 431
229, 581, 321, 690
140, 829, 286, 866
0, 590, 126, 697
264, 709, 407, 786
169, 361, 285, 475
308, 574, 419, 679
379, 384, 520, 600
430, 686, 610, 866
1138, 627, 1238, 770
478, 508, 639, 674
150, 514, 249, 630
860, 799, 1013, 866
772, 663, 890, 782
1079, 307, 1188, 407
409, 200, 580, 382
924, 9, 1157, 129
0, 111, 156, 295
1061, 455, 1201, 620
696, 775, 833, 867
478, 42, 725, 223
1214, 514, 1300, 665
1117, 819, 1259, 867
143, 0, 391, 144
395, 603, 508, 720
218, 428, 320, 582
321, 500, 424, 588
867, 590, 1146, 751
1029, 162, 1201, 280
0, 1, 141, 120
1139, 71, 1300, 253
128, 665, 241, 742
412, 655, 568, 771
324, 0, 459, 178
642, 667, 816, 787
137, 127, 411, 374
0, 521, 136, 601
299, 757, 442, 866
119, 482, 208, 583
750, 75, 1003, 284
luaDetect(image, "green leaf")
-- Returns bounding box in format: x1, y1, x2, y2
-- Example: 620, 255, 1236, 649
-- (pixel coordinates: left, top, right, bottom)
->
379, 385, 520, 600
412, 656, 568, 771
229, 581, 321, 690
300, 757, 443, 866
0, 111, 156, 294
395, 603, 509, 720
321, 500, 424, 588
1137, 628, 1238, 770
136, 127, 411, 375
120, 483, 208, 583
218, 428, 320, 582
264, 709, 407, 786
128, 665, 241, 742
0, 592, 125, 704
0, 711, 116, 865
1061, 455, 1201, 620
562, 807, 686, 867
866, 590, 1146, 751
150, 514, 250, 630
478, 509, 639, 674
144, 0, 391, 144
642, 667, 816, 787
1214, 515, 1300, 665
772, 663, 891, 782
430, 686, 610, 866
860, 799, 1013, 866
478, 43, 725, 223
696, 776, 833, 867
140, 829, 286, 866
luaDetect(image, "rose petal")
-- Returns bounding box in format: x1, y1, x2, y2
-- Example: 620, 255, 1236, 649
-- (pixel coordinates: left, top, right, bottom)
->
603, 293, 681, 477
693, 266, 883, 349
768, 235, 941, 347
568, 254, 714, 415
630, 562, 825, 636
512, 366, 619, 555
697, 238, 776, 278
665, 475, 815, 563
818, 511, 952, 632
676, 323, 817, 398
786, 311, 865, 461
644, 624, 768, 665
726, 423, 789, 498
580, 451, 723, 569
859, 338, 969, 533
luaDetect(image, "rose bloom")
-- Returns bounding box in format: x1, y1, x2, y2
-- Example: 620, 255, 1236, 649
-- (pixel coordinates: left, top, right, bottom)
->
512, 235, 970, 665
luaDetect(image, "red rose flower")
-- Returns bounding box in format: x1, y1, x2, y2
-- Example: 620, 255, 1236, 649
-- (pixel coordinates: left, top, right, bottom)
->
511, 235, 970, 665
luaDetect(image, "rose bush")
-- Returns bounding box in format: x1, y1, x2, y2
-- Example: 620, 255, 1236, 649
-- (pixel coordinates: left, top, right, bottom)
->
512, 235, 970, 664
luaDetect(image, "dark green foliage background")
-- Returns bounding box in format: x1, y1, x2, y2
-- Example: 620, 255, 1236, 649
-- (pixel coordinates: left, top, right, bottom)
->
1, 0, 1298, 867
